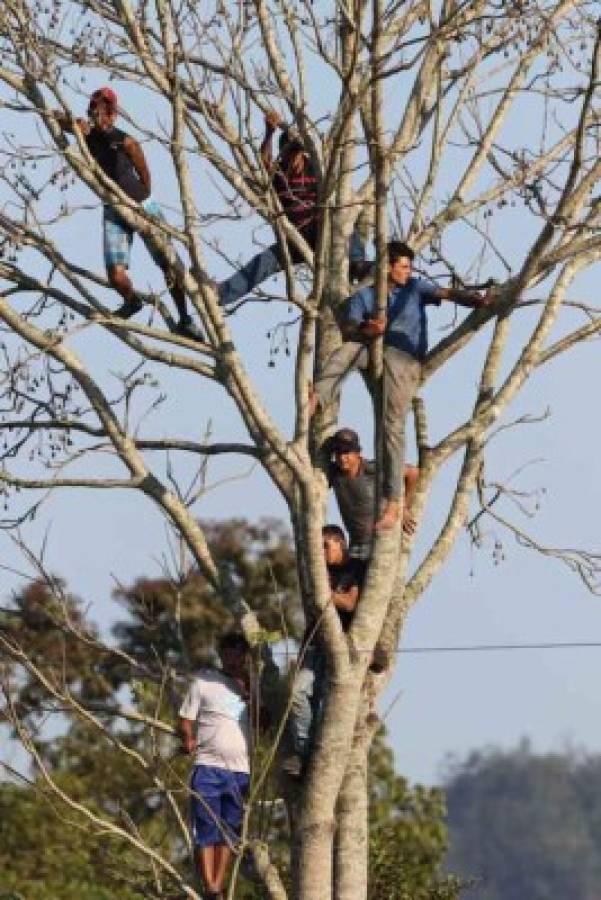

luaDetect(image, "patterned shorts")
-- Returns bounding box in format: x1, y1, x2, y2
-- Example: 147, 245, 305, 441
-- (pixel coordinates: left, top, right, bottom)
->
102, 197, 166, 270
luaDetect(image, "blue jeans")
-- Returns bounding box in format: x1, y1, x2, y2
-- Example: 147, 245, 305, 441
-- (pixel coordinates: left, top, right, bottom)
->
288, 645, 326, 758
218, 227, 367, 307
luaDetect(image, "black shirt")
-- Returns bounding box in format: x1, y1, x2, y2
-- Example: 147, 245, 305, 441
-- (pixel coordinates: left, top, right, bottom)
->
303, 557, 367, 647
328, 460, 376, 558
328, 557, 367, 631
85, 127, 149, 204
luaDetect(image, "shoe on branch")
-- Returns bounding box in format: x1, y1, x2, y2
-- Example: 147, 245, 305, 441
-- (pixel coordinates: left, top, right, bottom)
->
174, 316, 204, 342
349, 259, 374, 283
114, 296, 144, 319
281, 753, 304, 779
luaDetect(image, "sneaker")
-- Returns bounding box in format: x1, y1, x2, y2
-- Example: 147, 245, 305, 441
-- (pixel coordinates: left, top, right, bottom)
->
174, 317, 204, 342
114, 296, 143, 319
349, 259, 374, 283
281, 754, 304, 778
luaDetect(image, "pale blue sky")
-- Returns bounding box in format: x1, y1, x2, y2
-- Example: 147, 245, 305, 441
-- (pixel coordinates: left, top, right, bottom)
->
1, 40, 600, 786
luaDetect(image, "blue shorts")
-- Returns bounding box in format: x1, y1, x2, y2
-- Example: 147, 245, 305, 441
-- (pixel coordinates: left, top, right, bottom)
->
102, 198, 167, 271
190, 764, 250, 848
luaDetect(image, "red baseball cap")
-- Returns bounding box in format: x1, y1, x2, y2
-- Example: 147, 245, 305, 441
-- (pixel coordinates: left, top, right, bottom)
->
88, 87, 118, 113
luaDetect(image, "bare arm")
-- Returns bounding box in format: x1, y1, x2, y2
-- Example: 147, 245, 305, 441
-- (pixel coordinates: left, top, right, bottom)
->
179, 718, 196, 754
123, 136, 151, 194
51, 110, 90, 135
402, 464, 419, 535
260, 111, 282, 171
341, 317, 386, 342
331, 584, 359, 613
404, 465, 419, 509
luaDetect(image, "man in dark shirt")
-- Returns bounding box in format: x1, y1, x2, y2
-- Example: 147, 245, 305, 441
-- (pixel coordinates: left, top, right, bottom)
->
218, 112, 368, 307
312, 241, 492, 529
328, 428, 419, 558
55, 87, 201, 338
284, 524, 366, 776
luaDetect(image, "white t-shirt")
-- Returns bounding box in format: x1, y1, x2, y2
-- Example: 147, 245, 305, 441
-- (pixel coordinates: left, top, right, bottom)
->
179, 669, 250, 773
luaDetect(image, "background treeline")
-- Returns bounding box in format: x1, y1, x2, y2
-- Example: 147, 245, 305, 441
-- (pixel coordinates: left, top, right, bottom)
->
0, 519, 460, 899
3, 519, 599, 899
445, 742, 601, 900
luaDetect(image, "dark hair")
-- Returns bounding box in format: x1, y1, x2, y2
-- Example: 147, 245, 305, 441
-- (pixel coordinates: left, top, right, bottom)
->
322, 524, 346, 543
388, 240, 414, 263
330, 427, 361, 454
279, 127, 304, 155
217, 631, 248, 654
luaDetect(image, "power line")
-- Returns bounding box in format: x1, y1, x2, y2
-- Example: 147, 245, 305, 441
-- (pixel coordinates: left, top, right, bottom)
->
275, 640, 601, 656
398, 640, 601, 654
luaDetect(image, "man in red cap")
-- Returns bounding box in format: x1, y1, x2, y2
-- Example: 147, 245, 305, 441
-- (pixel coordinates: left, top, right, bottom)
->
55, 87, 202, 338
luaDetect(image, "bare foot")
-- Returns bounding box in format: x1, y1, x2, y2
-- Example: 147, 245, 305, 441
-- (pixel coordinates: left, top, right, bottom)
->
402, 509, 416, 535
375, 499, 400, 530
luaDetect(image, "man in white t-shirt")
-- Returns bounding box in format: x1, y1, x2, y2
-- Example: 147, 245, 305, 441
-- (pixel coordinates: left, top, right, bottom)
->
179, 632, 250, 900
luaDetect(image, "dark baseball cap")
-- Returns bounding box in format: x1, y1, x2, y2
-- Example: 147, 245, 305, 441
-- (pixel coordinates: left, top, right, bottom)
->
279, 125, 304, 154
331, 428, 361, 453
88, 87, 118, 113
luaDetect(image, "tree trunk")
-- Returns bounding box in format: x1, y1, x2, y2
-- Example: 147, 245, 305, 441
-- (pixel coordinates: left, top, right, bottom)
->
293, 668, 364, 900
334, 735, 369, 899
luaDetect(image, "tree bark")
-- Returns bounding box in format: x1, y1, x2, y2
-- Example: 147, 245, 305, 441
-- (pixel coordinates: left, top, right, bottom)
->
333, 713, 373, 900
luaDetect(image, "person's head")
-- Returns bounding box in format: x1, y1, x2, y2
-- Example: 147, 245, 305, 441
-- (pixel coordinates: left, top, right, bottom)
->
322, 524, 348, 566
331, 428, 362, 477
278, 126, 307, 175
87, 87, 118, 131
387, 240, 414, 286
217, 632, 249, 677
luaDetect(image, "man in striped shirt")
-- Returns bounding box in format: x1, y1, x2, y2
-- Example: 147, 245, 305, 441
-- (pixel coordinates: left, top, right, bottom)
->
218, 112, 368, 307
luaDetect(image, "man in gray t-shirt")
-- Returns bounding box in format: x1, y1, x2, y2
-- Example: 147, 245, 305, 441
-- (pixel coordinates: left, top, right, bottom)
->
328, 428, 418, 558
314, 240, 491, 529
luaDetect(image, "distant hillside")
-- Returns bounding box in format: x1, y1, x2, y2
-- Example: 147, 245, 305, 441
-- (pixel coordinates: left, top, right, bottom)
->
444, 743, 601, 900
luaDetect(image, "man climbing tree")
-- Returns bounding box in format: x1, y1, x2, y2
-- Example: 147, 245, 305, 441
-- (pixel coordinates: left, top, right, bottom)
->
179, 632, 251, 900
284, 524, 366, 778
325, 428, 419, 557
312, 242, 491, 529
0, 3, 600, 899
55, 87, 202, 338
217, 112, 369, 307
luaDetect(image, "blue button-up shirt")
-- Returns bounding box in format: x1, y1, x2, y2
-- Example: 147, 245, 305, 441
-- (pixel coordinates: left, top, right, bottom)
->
347, 277, 440, 360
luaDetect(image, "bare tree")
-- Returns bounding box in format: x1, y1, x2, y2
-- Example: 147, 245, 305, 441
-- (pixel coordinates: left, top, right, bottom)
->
1, 0, 601, 897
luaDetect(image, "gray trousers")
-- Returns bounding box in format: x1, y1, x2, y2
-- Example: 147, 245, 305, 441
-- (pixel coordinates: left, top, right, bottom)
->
315, 342, 420, 500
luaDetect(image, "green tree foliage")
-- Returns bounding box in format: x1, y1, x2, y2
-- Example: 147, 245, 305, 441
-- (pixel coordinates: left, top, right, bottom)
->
0, 578, 114, 726
112, 517, 303, 675
0, 778, 142, 900
445, 742, 601, 899
369, 730, 465, 899
1, 518, 460, 898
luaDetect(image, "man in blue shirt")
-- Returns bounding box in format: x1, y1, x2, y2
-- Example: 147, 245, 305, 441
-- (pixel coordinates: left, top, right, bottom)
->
312, 240, 492, 529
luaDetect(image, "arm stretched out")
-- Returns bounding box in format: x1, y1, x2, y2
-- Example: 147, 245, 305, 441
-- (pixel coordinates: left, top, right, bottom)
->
434, 285, 493, 308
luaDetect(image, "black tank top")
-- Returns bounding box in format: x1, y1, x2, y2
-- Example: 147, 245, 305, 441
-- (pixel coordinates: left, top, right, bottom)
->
85, 127, 149, 204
